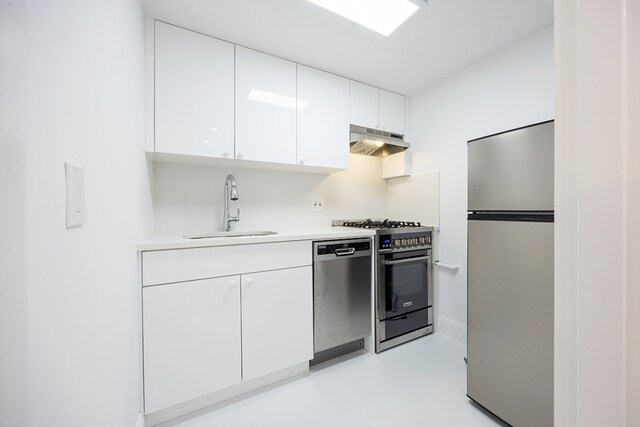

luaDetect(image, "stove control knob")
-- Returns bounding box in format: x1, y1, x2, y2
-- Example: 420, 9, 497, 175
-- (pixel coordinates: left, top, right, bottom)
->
394, 239, 401, 246
411, 238, 417, 245
419, 237, 425, 244
401, 239, 407, 246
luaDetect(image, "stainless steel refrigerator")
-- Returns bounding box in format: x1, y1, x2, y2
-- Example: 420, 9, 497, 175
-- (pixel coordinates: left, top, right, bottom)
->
467, 120, 554, 427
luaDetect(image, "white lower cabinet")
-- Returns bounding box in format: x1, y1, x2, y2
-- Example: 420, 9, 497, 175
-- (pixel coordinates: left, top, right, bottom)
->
241, 266, 314, 381
141, 242, 313, 417
143, 276, 242, 413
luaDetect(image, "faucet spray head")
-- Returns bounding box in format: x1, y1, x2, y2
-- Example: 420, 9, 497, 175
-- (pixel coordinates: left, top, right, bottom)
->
226, 174, 239, 201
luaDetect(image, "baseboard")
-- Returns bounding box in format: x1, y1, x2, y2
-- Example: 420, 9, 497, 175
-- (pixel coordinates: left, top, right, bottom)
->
438, 315, 467, 345
135, 412, 145, 427
144, 362, 309, 426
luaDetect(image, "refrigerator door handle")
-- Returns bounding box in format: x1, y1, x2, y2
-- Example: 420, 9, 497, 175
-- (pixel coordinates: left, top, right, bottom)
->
435, 261, 459, 271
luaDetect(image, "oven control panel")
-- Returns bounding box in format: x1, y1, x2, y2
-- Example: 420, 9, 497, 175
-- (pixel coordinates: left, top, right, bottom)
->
379, 232, 432, 250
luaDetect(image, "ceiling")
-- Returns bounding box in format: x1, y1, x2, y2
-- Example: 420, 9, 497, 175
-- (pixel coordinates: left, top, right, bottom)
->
142, 0, 554, 95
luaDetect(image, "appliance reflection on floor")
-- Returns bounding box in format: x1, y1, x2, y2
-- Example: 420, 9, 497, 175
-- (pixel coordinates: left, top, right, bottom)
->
159, 334, 508, 427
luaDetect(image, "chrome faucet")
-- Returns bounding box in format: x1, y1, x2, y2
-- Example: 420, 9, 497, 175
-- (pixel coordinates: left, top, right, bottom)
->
223, 174, 240, 231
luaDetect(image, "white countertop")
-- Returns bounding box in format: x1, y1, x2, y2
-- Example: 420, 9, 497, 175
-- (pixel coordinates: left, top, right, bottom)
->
138, 226, 376, 251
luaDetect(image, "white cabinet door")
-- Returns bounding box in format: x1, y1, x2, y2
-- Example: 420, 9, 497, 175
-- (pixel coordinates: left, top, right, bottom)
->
379, 89, 405, 134
143, 277, 241, 413
235, 47, 297, 164
350, 80, 379, 129
297, 65, 349, 169
154, 22, 235, 159
241, 266, 313, 381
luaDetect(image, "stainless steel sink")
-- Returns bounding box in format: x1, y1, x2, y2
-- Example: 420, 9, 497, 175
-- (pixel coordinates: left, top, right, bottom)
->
184, 231, 278, 239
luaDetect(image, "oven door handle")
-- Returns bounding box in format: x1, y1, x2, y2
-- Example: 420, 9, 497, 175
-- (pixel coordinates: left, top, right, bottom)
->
383, 256, 431, 265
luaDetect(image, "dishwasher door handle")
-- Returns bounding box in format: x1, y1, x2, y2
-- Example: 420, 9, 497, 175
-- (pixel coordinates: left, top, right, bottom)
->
334, 248, 356, 256
383, 256, 431, 265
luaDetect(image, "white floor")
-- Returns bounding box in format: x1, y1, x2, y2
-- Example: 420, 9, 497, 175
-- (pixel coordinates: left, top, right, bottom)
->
160, 334, 506, 427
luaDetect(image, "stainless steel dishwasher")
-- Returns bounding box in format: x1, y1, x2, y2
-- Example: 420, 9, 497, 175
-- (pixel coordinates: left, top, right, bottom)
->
312, 238, 372, 363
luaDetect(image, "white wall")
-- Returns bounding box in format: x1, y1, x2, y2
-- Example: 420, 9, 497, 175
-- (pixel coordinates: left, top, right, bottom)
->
627, 1, 640, 424
153, 155, 388, 235
1, 0, 151, 426
0, 1, 27, 425
407, 27, 555, 342
555, 0, 638, 425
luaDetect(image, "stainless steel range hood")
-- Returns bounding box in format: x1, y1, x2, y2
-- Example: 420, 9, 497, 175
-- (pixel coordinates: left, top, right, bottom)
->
349, 124, 409, 157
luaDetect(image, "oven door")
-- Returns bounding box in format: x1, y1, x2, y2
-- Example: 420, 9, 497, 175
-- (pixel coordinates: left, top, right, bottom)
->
377, 249, 432, 320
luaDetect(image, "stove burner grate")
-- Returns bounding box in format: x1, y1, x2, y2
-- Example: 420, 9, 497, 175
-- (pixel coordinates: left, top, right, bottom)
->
342, 219, 422, 229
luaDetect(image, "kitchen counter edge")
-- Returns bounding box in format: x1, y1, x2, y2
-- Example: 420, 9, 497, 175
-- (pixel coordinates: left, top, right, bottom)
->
137, 227, 377, 252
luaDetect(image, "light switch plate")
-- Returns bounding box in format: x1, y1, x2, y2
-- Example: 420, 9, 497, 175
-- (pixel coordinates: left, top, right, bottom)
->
65, 163, 85, 228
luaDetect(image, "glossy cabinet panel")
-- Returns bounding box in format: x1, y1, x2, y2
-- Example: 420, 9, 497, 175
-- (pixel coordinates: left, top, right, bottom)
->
297, 65, 349, 169
235, 47, 297, 164
241, 266, 313, 381
142, 240, 312, 286
143, 277, 242, 413
350, 82, 405, 135
150, 20, 405, 169
154, 22, 234, 158
379, 89, 405, 134
349, 80, 379, 129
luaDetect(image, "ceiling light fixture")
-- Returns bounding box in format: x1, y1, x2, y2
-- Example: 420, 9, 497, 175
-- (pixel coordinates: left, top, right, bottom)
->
247, 89, 309, 110
306, 0, 420, 36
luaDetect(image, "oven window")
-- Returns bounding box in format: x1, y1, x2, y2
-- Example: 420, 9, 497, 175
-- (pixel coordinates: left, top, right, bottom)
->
384, 257, 429, 317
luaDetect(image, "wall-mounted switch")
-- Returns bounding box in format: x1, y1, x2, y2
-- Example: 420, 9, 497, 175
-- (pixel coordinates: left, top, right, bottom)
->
65, 163, 85, 228
311, 197, 325, 212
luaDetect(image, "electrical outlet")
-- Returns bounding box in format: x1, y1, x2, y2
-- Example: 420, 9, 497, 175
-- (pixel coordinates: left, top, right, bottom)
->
311, 197, 325, 212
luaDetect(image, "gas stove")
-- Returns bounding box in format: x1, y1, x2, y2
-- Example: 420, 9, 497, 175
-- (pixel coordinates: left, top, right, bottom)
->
333, 219, 433, 251
333, 218, 424, 231
333, 218, 435, 352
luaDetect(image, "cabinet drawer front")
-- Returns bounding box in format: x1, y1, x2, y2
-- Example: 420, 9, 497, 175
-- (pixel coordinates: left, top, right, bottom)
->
142, 241, 312, 286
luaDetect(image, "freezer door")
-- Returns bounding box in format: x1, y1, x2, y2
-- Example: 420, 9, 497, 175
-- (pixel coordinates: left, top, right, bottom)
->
468, 121, 554, 211
467, 220, 553, 427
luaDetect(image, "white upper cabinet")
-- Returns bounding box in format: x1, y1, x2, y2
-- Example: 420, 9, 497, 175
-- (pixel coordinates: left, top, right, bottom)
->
149, 19, 405, 171
350, 81, 380, 129
154, 22, 234, 159
235, 47, 297, 164
297, 65, 349, 169
379, 89, 405, 135
350, 81, 405, 135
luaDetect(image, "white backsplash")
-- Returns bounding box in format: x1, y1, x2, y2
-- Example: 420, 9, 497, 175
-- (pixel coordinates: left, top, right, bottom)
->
153, 154, 389, 236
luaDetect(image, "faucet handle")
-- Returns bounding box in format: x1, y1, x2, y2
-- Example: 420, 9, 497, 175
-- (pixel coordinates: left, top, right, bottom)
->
230, 208, 240, 222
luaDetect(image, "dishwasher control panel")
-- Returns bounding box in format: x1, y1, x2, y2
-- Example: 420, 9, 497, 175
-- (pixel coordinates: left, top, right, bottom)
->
316, 240, 371, 255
